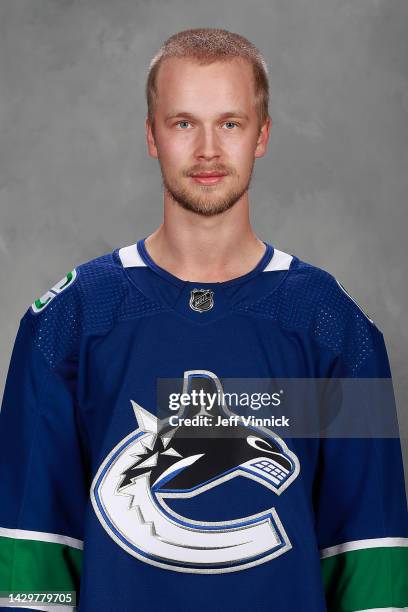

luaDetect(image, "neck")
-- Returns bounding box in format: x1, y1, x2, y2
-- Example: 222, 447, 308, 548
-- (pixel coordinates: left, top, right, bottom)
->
144, 194, 266, 283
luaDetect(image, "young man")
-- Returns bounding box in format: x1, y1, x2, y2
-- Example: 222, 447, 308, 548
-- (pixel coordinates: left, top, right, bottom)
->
0, 28, 407, 612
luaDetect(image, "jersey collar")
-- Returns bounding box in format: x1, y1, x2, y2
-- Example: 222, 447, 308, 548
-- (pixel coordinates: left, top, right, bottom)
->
135, 236, 274, 289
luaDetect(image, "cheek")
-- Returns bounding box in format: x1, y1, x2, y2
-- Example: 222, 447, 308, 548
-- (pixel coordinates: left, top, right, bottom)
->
227, 139, 257, 172
159, 137, 192, 166
154, 149, 176, 177
222, 129, 257, 153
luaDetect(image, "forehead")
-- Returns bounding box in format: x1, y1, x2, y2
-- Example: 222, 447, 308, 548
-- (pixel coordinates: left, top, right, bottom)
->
154, 57, 257, 115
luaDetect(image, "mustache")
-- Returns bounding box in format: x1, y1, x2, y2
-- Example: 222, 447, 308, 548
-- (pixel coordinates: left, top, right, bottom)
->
183, 165, 235, 177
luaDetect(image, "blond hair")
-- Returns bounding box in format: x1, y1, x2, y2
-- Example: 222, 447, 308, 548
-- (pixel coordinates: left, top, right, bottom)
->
146, 28, 269, 130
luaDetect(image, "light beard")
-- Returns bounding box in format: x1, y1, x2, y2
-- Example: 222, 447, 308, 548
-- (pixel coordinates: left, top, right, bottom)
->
160, 164, 255, 217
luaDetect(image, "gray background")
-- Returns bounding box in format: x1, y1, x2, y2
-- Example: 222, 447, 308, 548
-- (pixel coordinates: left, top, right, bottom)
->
1, 0, 407, 486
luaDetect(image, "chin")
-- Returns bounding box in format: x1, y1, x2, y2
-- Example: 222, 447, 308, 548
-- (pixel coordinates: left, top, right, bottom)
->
178, 197, 242, 217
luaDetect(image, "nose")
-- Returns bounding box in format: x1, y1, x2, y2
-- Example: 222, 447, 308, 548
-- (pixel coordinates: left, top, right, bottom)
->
194, 125, 221, 161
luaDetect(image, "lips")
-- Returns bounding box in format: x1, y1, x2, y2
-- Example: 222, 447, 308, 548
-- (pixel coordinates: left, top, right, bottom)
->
190, 172, 227, 185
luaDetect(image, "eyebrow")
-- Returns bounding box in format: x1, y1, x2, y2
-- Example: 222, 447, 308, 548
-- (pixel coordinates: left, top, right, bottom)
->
164, 111, 250, 121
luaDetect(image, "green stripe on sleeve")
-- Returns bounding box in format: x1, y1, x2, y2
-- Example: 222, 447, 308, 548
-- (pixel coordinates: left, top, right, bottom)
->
321, 546, 408, 611
0, 535, 83, 592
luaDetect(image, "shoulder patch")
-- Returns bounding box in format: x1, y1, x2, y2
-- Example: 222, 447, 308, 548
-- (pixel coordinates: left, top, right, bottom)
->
31, 269, 78, 314
335, 278, 375, 325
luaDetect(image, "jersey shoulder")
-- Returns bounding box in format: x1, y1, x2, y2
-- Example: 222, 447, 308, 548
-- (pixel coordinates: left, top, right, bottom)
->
292, 255, 386, 375
290, 254, 377, 328
26, 250, 122, 315
21, 247, 160, 368
242, 250, 378, 328
239, 250, 383, 375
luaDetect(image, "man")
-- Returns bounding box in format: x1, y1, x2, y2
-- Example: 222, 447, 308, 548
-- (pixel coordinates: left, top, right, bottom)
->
0, 28, 407, 612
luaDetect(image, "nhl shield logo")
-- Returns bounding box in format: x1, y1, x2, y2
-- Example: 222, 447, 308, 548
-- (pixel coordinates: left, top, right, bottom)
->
189, 288, 214, 313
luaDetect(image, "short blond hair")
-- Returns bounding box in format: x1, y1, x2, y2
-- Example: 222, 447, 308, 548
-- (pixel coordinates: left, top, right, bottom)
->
146, 28, 270, 130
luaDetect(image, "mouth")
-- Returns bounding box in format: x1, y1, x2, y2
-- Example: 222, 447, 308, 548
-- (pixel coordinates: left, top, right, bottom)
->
190, 173, 227, 185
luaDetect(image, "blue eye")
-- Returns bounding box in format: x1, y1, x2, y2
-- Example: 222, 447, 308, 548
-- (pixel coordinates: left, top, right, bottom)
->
176, 120, 238, 129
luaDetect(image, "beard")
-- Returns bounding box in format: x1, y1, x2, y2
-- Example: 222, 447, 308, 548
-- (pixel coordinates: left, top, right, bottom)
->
159, 160, 255, 217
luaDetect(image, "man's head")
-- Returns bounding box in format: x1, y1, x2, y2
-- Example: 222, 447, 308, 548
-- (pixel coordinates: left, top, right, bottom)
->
145, 28, 271, 217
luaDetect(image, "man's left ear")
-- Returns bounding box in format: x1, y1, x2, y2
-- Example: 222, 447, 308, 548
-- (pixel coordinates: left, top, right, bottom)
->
255, 116, 272, 158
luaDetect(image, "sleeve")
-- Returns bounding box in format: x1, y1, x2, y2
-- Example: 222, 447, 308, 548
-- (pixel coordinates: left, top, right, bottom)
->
0, 312, 89, 611
315, 316, 408, 611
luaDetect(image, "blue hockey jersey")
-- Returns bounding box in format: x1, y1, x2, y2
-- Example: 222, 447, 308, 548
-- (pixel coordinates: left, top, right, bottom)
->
0, 237, 407, 611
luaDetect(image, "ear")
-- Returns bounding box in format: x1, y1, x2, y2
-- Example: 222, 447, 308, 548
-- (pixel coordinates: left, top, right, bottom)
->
254, 116, 272, 158
146, 117, 158, 158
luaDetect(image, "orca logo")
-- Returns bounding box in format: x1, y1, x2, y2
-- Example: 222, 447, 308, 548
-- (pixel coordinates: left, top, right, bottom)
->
91, 370, 300, 573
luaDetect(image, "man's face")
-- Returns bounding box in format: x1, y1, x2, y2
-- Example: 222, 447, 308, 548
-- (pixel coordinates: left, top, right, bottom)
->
146, 57, 271, 217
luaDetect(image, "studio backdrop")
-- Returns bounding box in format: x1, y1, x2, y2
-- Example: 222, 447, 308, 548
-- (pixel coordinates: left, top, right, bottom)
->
0, 0, 407, 484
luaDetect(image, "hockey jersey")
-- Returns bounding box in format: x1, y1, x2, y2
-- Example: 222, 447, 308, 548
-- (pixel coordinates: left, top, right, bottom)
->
0, 237, 407, 611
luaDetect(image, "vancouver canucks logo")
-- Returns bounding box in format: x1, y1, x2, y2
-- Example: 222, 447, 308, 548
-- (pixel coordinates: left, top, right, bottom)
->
91, 370, 300, 573
189, 288, 214, 312
31, 269, 77, 314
